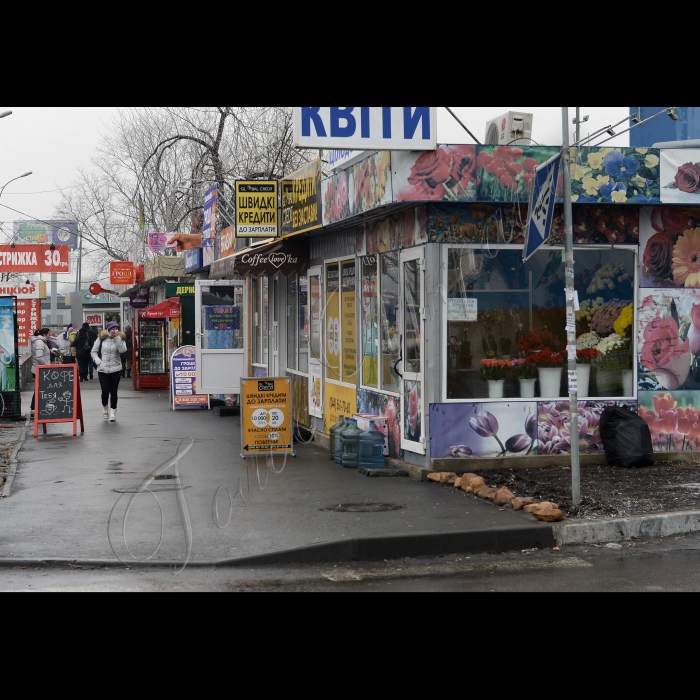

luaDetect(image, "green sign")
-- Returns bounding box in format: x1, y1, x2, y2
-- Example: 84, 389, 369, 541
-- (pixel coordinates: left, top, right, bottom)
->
166, 283, 195, 298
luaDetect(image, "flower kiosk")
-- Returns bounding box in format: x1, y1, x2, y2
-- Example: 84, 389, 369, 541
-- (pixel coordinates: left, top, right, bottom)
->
299, 144, 700, 467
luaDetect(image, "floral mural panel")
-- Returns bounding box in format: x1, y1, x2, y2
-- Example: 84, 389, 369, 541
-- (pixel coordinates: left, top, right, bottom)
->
639, 207, 700, 288
394, 146, 477, 202
661, 149, 700, 204
477, 146, 561, 203
536, 401, 637, 456
638, 391, 700, 453
322, 151, 392, 226
427, 203, 504, 244
570, 147, 660, 204
404, 381, 422, 445
362, 207, 427, 254
357, 389, 402, 459
637, 289, 700, 392
429, 402, 538, 459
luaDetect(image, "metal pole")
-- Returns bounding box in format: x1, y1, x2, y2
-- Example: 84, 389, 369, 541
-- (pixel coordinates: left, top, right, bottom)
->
72, 228, 84, 330
575, 107, 580, 145
51, 273, 58, 327
562, 107, 581, 506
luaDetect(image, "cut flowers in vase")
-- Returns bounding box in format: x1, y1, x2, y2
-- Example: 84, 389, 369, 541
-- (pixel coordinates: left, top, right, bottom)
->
479, 359, 511, 381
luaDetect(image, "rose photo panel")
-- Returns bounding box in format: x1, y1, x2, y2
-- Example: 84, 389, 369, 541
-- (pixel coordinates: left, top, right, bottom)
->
661, 149, 700, 204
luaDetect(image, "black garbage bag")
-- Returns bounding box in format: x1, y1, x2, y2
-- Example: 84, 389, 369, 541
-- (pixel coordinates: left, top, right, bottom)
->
599, 405, 654, 469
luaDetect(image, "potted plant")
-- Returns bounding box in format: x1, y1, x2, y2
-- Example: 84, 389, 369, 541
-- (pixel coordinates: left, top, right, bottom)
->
510, 357, 538, 398
527, 348, 566, 398
479, 359, 511, 398
575, 348, 601, 399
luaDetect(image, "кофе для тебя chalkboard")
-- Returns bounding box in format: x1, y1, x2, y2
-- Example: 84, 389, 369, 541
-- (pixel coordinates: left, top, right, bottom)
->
34, 364, 84, 437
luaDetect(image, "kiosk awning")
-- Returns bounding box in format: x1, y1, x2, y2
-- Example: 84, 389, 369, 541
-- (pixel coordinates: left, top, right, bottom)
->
210, 239, 309, 280
141, 298, 181, 319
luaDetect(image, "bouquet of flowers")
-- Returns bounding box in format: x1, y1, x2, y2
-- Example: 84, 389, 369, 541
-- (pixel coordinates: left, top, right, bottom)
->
596, 333, 628, 356
576, 298, 604, 333
613, 303, 634, 337
577, 331, 601, 351
510, 357, 537, 379
591, 299, 630, 335
516, 328, 561, 355
577, 348, 602, 364
527, 347, 565, 367
586, 263, 633, 296
479, 359, 511, 381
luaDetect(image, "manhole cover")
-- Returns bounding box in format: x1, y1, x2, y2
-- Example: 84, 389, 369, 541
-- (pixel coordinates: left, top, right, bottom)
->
322, 503, 404, 513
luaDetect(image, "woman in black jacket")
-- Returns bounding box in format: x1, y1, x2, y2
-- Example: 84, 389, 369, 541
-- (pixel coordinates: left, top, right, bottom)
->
73, 324, 92, 382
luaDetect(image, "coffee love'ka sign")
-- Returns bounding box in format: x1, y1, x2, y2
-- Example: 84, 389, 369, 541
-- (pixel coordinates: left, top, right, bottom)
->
235, 241, 309, 277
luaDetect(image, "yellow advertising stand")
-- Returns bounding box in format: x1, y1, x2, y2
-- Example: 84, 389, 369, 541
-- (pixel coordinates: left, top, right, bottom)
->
240, 377, 294, 459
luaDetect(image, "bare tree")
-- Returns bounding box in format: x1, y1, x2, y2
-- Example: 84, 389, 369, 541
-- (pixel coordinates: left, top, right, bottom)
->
54, 107, 316, 279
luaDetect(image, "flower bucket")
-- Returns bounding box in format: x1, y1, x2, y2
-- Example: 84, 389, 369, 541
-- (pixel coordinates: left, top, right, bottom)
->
538, 367, 562, 398
519, 378, 537, 398
576, 364, 591, 399
622, 369, 635, 397
487, 380, 505, 399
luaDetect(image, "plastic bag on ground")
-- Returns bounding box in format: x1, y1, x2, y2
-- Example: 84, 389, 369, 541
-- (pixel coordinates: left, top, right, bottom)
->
600, 405, 654, 469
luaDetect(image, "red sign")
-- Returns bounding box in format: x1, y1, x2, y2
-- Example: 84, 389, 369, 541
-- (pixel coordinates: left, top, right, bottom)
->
110, 262, 135, 285
86, 314, 103, 326
16, 299, 40, 346
0, 245, 70, 273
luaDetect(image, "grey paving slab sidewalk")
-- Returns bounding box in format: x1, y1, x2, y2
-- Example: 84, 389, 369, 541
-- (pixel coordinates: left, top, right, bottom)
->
0, 378, 550, 565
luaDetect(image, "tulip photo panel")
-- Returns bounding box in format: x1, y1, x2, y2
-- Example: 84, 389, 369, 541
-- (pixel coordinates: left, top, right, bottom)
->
661, 149, 700, 204
638, 391, 700, 453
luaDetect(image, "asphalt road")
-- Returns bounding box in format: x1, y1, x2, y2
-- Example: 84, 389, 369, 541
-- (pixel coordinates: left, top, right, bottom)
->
1, 535, 699, 592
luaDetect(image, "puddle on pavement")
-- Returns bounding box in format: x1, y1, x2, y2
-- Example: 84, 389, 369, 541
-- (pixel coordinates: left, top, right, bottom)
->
322, 503, 405, 513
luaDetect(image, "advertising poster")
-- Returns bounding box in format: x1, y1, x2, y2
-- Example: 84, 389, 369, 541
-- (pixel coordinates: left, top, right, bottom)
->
0, 245, 70, 274
235, 181, 279, 238
324, 382, 357, 435
16, 298, 39, 347
639, 206, 700, 288
326, 263, 340, 381
110, 261, 134, 285
204, 305, 240, 349
220, 226, 234, 258
203, 185, 217, 267
241, 377, 292, 456
342, 261, 356, 383
309, 362, 322, 418
171, 346, 209, 410
357, 388, 402, 458
0, 299, 16, 392
184, 247, 203, 274
661, 149, 700, 204
322, 151, 393, 226
281, 160, 323, 237
393, 146, 477, 203
570, 147, 660, 204
638, 391, 700, 453
13, 220, 78, 250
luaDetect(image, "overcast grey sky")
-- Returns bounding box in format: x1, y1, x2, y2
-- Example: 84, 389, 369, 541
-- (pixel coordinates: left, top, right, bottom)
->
0, 107, 632, 233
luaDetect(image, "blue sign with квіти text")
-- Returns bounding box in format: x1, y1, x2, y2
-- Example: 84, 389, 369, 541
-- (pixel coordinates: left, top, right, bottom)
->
523, 154, 560, 262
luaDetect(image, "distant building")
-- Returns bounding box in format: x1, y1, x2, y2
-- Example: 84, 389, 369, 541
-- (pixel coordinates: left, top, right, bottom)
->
630, 106, 700, 146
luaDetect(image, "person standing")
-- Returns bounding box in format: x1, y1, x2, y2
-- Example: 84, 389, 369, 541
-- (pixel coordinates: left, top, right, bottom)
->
121, 325, 133, 378
74, 324, 91, 382
87, 325, 98, 379
64, 327, 77, 365
29, 328, 52, 418
92, 321, 127, 422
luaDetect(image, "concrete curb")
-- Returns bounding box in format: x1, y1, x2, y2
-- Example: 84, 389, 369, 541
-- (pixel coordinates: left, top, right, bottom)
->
1, 416, 29, 499
0, 524, 555, 569
553, 510, 700, 546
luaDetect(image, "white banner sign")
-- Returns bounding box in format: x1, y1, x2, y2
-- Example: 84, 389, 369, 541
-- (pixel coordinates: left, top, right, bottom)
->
294, 107, 437, 151
0, 282, 40, 299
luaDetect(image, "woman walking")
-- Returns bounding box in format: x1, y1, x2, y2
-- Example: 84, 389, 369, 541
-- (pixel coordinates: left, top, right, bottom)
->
92, 321, 127, 422
29, 328, 52, 419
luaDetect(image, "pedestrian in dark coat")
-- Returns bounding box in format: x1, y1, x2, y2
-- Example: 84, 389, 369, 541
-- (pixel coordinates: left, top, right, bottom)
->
73, 325, 92, 382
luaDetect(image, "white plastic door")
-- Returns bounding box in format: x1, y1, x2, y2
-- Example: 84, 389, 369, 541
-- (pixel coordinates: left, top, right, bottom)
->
400, 248, 426, 455
195, 280, 246, 394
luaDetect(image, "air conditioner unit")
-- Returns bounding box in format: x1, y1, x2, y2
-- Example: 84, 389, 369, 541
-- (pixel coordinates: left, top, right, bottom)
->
485, 111, 534, 146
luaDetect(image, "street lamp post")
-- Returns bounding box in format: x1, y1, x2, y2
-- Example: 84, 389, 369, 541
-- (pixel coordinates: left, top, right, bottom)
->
0, 172, 32, 200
